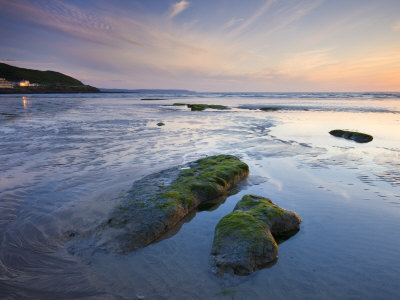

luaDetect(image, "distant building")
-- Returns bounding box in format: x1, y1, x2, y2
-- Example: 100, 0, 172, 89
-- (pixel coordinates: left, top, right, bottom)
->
19, 80, 39, 87
0, 78, 14, 88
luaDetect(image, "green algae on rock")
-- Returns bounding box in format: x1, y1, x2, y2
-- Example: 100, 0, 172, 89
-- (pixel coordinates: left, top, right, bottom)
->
172, 103, 187, 106
259, 107, 280, 111
211, 195, 301, 275
98, 155, 249, 253
187, 104, 228, 111
329, 129, 373, 143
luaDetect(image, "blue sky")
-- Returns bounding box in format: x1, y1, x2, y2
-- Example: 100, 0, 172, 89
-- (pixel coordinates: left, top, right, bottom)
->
1, 0, 399, 91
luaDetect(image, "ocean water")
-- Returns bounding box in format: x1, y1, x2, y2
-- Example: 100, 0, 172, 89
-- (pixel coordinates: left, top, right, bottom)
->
0, 92, 399, 299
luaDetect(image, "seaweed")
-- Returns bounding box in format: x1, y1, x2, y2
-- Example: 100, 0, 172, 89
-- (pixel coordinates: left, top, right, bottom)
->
259, 107, 280, 111
187, 104, 229, 111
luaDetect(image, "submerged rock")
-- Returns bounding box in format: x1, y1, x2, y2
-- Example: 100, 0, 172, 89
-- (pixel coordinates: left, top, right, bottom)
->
97, 155, 249, 253
169, 103, 229, 110
329, 129, 373, 143
187, 104, 228, 111
259, 107, 280, 111
211, 195, 301, 275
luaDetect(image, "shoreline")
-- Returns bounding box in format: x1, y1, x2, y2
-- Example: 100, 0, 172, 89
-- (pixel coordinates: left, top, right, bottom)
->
0, 87, 100, 94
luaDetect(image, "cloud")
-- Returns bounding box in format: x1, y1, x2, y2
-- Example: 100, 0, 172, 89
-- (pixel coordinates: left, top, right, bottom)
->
282, 48, 338, 76
168, 0, 190, 19
260, 0, 324, 38
2, 0, 399, 92
221, 18, 244, 30
0, 0, 124, 47
393, 21, 400, 31
277, 47, 400, 91
226, 0, 275, 38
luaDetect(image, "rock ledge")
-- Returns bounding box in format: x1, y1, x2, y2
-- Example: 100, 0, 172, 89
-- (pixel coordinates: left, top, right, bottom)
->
97, 155, 249, 253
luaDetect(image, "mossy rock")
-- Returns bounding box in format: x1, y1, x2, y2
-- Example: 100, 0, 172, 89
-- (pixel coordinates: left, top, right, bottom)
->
211, 195, 301, 275
172, 103, 186, 106
187, 104, 229, 111
329, 129, 373, 143
97, 155, 249, 253
259, 107, 280, 111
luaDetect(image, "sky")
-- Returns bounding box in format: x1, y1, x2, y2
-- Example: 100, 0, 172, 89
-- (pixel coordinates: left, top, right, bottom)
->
0, 0, 399, 92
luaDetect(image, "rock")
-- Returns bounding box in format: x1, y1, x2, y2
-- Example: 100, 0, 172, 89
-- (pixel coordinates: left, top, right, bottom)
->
329, 129, 373, 143
211, 195, 301, 275
186, 104, 228, 111
157, 122, 165, 126
97, 155, 249, 253
172, 103, 186, 106
259, 107, 280, 111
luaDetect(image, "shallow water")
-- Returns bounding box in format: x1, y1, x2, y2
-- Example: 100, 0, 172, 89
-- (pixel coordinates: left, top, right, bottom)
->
0, 93, 399, 299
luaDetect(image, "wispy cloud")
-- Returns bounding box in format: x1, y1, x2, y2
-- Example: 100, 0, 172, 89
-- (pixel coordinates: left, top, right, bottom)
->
260, 0, 324, 38
221, 18, 244, 30
279, 48, 400, 91
226, 0, 276, 38
0, 0, 124, 47
168, 0, 190, 19
282, 48, 338, 76
301, 3, 376, 47
393, 20, 400, 31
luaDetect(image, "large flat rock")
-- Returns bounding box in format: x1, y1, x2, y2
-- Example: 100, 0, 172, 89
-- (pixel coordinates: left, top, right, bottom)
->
96, 155, 249, 253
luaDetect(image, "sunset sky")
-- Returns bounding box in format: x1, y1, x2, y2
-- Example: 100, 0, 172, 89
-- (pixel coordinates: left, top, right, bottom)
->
1, 0, 399, 91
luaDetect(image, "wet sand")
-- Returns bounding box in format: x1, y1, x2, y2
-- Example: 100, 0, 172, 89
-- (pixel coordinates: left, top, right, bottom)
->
0, 93, 399, 299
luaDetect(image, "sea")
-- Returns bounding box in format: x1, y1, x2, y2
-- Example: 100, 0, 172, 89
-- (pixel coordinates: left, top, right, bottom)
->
0, 92, 400, 299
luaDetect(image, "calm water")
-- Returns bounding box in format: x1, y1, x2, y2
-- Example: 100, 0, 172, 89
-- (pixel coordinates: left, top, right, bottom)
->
0, 92, 400, 299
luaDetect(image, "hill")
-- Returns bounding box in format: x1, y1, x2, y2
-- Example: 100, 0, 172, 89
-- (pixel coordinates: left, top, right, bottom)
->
0, 63, 99, 93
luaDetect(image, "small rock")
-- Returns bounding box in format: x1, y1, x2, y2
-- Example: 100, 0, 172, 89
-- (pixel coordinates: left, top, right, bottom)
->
329, 129, 373, 143
186, 104, 228, 111
259, 107, 280, 111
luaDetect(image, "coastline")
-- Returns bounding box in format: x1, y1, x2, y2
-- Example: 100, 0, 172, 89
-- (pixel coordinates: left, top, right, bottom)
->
0, 86, 100, 94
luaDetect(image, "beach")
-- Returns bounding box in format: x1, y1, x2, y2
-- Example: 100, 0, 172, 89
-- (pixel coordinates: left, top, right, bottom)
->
0, 92, 400, 299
